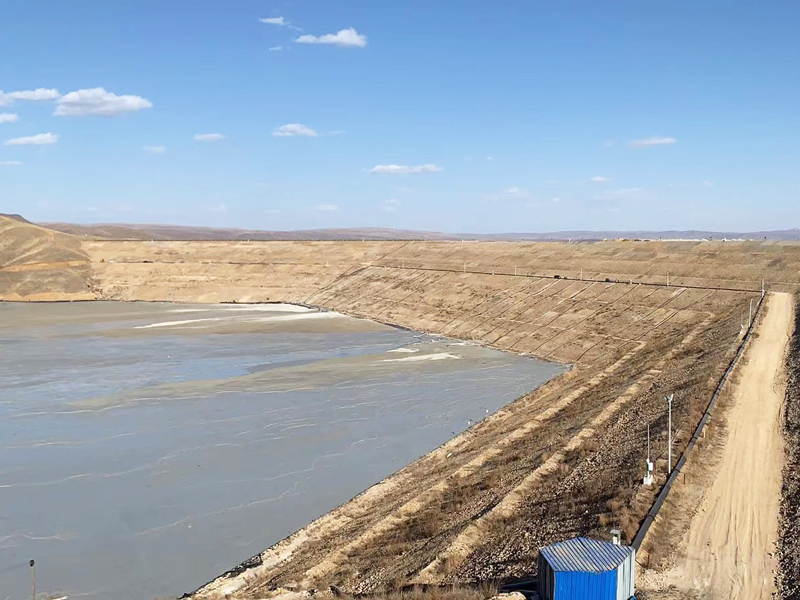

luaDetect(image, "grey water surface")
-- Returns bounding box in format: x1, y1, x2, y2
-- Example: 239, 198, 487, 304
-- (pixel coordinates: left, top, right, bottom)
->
0, 302, 566, 600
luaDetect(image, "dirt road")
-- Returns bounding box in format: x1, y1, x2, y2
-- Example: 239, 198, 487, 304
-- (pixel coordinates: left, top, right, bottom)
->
663, 292, 792, 599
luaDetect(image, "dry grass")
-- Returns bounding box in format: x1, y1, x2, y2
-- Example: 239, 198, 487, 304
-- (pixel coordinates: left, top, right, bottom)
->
351, 583, 498, 600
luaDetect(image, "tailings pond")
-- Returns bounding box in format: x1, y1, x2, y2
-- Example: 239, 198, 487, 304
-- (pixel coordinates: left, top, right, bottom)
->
0, 302, 566, 600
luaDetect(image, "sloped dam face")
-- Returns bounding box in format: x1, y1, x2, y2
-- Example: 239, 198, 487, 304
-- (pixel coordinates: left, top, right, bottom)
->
0, 302, 566, 600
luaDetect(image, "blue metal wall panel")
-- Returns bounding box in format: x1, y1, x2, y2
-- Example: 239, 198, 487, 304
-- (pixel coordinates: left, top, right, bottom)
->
554, 569, 617, 600
539, 538, 635, 599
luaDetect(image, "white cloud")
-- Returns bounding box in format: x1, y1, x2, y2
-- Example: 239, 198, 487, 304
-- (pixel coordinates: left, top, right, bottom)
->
384, 198, 401, 212
296, 27, 367, 48
194, 133, 225, 141
328, 130, 345, 136
259, 16, 301, 31
315, 204, 339, 211
590, 176, 612, 183
486, 186, 531, 202
4, 132, 59, 146
702, 180, 714, 188
273, 124, 317, 137
551, 197, 563, 203
269, 46, 283, 52
486, 156, 493, 161
0, 160, 21, 166
604, 139, 615, 148
369, 164, 443, 174
209, 203, 227, 212
54, 88, 152, 116
629, 136, 677, 148
0, 113, 20, 124
143, 145, 166, 154
0, 88, 60, 106
593, 187, 647, 201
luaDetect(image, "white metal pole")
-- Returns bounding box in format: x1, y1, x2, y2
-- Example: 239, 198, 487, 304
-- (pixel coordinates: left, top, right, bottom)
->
30, 559, 35, 600
667, 394, 673, 474
749, 299, 753, 328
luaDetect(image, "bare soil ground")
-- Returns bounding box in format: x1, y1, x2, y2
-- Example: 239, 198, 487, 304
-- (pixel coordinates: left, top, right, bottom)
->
0, 215, 95, 301
639, 293, 792, 599
778, 294, 800, 599
4, 222, 800, 600
187, 280, 754, 599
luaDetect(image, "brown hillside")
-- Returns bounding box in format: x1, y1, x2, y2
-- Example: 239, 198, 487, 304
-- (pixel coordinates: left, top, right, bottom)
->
0, 215, 96, 301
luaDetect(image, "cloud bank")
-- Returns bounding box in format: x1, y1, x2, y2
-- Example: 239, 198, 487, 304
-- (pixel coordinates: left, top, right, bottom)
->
296, 28, 367, 47
4, 132, 59, 146
54, 88, 152, 116
273, 124, 317, 137
193, 133, 225, 141
0, 88, 60, 106
369, 164, 442, 174
629, 136, 677, 148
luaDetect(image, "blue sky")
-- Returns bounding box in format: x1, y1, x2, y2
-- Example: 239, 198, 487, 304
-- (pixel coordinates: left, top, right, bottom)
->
1, 1, 798, 232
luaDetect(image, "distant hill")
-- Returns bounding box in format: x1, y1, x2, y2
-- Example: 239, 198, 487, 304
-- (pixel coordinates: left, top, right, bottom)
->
0, 215, 95, 300
0, 213, 33, 224
39, 221, 800, 242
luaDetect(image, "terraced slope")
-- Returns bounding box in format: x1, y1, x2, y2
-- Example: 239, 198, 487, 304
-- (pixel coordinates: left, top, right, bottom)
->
308, 266, 738, 365
3, 230, 797, 597
85, 240, 405, 302
85, 239, 800, 307
0, 215, 95, 301
191, 283, 752, 599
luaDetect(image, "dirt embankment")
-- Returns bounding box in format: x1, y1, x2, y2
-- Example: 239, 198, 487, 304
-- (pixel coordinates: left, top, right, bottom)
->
83, 239, 800, 305
778, 294, 800, 599
0, 215, 96, 301
5, 225, 800, 598
639, 293, 793, 600
188, 280, 754, 599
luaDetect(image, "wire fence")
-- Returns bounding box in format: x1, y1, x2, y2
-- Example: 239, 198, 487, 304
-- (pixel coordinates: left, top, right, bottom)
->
373, 260, 780, 294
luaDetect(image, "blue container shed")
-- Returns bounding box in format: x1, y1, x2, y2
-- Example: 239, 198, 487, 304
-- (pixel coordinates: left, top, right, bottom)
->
537, 537, 635, 600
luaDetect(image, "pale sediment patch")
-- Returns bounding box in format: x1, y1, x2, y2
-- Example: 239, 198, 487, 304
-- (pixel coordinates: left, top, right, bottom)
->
382, 352, 460, 363
168, 304, 312, 314
133, 311, 338, 329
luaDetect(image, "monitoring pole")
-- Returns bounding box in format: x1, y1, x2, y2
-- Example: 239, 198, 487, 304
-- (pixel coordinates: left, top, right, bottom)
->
749, 299, 753, 329
666, 394, 674, 474
30, 559, 35, 600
